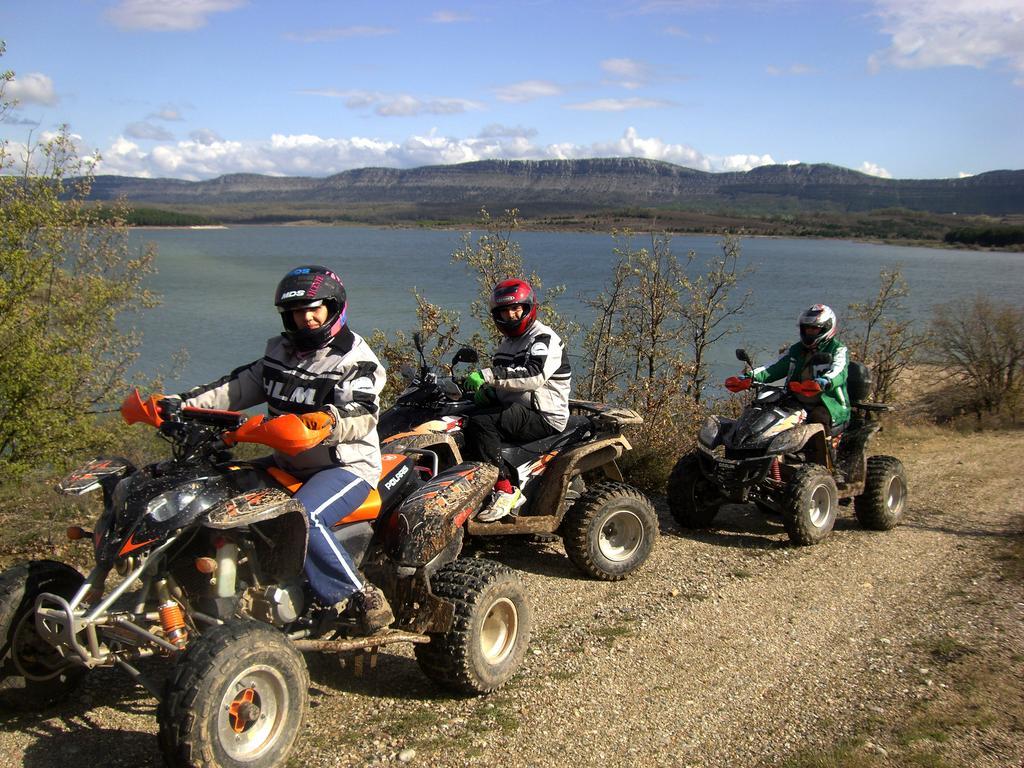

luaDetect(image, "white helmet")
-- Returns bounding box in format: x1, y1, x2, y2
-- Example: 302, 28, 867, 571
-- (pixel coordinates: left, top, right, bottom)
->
798, 304, 837, 349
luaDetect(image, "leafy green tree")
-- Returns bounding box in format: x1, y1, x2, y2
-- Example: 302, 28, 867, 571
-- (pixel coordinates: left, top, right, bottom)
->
0, 53, 157, 475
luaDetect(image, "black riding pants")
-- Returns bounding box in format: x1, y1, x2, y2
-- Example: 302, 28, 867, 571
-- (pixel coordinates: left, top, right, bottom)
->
463, 402, 557, 480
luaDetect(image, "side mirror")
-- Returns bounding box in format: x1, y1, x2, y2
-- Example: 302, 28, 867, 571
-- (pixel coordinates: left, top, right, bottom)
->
452, 347, 479, 366
811, 352, 833, 366
735, 348, 752, 366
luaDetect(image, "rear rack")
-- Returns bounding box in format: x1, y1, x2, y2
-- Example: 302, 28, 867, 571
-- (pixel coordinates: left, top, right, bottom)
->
569, 399, 644, 425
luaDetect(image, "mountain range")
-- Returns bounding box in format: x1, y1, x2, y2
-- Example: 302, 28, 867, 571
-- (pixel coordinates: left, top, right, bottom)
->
85, 158, 1024, 217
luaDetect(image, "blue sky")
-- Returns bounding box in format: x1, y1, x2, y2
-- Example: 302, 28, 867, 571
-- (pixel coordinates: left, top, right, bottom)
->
2, 0, 1022, 181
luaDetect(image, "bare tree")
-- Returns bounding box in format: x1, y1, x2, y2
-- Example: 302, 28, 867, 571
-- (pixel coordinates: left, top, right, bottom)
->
928, 295, 1024, 421
679, 234, 752, 402
845, 267, 921, 403
450, 207, 577, 347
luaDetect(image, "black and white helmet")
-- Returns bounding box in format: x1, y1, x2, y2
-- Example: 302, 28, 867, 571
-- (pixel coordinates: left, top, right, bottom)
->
274, 265, 347, 351
798, 304, 837, 349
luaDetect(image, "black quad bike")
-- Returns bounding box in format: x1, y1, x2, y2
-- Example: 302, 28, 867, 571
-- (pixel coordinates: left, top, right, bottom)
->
667, 349, 908, 546
377, 336, 658, 581
0, 391, 532, 768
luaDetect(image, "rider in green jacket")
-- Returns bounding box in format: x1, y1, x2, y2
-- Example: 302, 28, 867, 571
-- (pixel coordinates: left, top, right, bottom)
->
748, 304, 850, 429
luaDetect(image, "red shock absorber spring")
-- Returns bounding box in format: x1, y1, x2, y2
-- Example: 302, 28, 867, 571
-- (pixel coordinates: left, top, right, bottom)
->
159, 600, 189, 650
770, 458, 782, 483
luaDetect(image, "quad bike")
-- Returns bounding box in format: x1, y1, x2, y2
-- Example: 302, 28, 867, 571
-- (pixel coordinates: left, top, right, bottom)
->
667, 349, 908, 546
377, 335, 658, 581
0, 391, 532, 768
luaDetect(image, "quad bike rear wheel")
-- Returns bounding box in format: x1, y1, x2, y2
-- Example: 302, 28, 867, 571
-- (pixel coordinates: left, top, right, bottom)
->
0, 560, 86, 710
561, 482, 658, 581
781, 465, 838, 546
415, 558, 531, 694
855, 456, 908, 530
666, 452, 721, 528
159, 619, 309, 768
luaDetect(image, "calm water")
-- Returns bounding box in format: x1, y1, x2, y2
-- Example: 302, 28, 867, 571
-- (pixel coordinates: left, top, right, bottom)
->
126, 226, 1023, 394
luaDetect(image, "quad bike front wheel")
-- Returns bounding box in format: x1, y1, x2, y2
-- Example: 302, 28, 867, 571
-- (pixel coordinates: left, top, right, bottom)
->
159, 619, 309, 768
415, 558, 531, 694
561, 482, 658, 581
666, 452, 722, 528
782, 465, 839, 546
0, 560, 86, 710
855, 456, 908, 530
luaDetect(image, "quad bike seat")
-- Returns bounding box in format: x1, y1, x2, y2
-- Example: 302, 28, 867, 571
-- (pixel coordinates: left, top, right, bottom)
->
265, 454, 420, 526
506, 415, 594, 456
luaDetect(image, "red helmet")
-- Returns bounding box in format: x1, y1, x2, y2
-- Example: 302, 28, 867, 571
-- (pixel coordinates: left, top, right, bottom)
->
274, 265, 347, 350
489, 279, 537, 337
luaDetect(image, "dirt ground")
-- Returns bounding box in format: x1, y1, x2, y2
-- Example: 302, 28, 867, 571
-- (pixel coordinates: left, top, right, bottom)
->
1, 425, 1021, 768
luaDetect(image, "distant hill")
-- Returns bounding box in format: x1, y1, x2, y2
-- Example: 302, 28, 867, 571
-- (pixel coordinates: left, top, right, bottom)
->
85, 158, 1024, 217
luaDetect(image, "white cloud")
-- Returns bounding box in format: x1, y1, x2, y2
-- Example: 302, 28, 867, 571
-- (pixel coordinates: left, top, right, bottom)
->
958, 171, 975, 178
492, 80, 564, 103
190, 128, 223, 145
106, 0, 247, 31
6, 73, 58, 106
868, 0, 1024, 84
148, 105, 184, 121
284, 26, 396, 43
565, 97, 675, 111
601, 57, 656, 89
664, 25, 691, 37
430, 10, 473, 23
766, 63, 815, 76
478, 124, 538, 139
91, 127, 777, 179
125, 121, 176, 140
859, 160, 892, 178
719, 153, 777, 172
300, 88, 484, 116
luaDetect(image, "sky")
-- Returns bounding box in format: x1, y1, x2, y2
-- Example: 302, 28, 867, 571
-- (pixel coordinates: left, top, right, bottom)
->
1, 0, 1022, 181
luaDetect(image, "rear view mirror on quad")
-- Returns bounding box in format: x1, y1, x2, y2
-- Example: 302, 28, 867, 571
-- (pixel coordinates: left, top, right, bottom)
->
735, 348, 752, 366
452, 347, 479, 366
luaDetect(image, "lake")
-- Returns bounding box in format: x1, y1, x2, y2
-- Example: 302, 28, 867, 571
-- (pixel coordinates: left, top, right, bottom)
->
126, 226, 1022, 394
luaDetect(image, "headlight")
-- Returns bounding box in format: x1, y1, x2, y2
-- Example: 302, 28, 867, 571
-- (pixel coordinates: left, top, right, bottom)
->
146, 482, 203, 522
698, 416, 720, 448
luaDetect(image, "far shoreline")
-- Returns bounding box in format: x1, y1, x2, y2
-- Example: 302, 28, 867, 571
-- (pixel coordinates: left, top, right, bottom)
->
124, 220, 1023, 253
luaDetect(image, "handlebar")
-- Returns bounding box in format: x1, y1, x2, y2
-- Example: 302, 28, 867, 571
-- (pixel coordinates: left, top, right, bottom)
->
120, 390, 330, 455
722, 378, 822, 396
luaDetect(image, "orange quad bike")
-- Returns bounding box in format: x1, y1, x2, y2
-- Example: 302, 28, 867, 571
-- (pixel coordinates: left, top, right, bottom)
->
377, 336, 658, 581
0, 391, 531, 768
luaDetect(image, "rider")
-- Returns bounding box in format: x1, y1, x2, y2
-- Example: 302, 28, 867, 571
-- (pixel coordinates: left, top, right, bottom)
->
171, 265, 393, 633
462, 279, 572, 522
744, 304, 850, 431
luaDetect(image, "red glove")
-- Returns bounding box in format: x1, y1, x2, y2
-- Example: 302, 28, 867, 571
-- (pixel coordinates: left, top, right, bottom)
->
725, 376, 752, 393
788, 380, 822, 396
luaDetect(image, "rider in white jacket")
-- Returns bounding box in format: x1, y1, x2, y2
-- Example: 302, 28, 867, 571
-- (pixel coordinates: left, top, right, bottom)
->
177, 265, 392, 632
463, 279, 572, 521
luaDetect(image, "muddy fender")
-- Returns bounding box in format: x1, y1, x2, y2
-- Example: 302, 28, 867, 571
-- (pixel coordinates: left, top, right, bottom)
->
205, 489, 309, 581
388, 462, 498, 567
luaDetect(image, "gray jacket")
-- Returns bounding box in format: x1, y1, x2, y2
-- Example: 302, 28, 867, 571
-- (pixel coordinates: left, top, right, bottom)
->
179, 327, 385, 487
481, 320, 571, 431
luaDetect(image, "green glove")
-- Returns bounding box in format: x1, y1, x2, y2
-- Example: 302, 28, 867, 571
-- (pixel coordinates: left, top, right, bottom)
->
465, 370, 485, 393
474, 385, 497, 407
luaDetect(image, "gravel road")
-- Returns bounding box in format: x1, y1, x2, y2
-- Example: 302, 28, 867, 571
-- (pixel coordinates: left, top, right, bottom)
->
2, 427, 1022, 768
